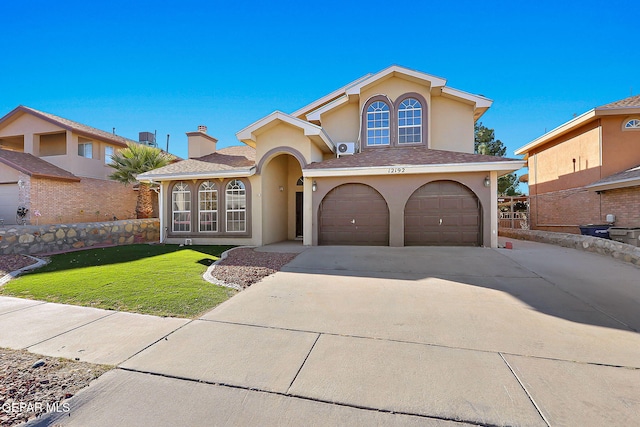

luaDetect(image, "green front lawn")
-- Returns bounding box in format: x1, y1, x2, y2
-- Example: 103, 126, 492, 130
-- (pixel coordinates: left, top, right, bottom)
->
0, 244, 235, 318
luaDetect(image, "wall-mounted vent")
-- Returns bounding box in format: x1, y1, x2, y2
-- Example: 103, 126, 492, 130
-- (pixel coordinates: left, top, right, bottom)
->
336, 142, 356, 157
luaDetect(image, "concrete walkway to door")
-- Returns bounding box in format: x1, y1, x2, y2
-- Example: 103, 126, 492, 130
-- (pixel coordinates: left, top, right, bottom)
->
31, 239, 640, 426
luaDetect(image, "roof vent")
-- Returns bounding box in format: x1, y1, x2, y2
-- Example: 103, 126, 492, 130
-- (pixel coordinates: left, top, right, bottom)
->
198, 125, 208, 134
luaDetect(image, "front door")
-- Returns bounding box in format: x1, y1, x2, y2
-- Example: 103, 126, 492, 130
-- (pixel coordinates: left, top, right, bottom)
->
295, 192, 303, 238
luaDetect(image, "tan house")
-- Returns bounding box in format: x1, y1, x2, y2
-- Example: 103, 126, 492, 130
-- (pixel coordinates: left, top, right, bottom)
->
515, 95, 640, 234
139, 66, 523, 248
0, 106, 138, 225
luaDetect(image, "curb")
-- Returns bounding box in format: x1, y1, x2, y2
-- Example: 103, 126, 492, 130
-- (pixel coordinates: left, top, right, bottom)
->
0, 255, 49, 287
499, 229, 640, 268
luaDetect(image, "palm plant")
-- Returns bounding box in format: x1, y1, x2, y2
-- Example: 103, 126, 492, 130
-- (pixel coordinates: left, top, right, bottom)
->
109, 143, 171, 219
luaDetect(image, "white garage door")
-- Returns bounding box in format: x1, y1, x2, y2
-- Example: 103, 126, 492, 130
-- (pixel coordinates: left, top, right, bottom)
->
0, 184, 19, 225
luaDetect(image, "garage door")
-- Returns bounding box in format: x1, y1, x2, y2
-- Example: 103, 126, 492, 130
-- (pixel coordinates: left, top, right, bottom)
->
0, 184, 19, 225
404, 180, 480, 246
319, 183, 389, 245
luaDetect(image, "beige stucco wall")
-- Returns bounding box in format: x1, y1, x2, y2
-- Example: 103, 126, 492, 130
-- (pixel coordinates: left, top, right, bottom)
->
255, 122, 325, 167
359, 77, 430, 108
0, 162, 20, 181
261, 155, 289, 245
320, 101, 359, 143
430, 96, 475, 153
601, 116, 640, 177
529, 121, 601, 193
0, 114, 122, 181
310, 172, 493, 247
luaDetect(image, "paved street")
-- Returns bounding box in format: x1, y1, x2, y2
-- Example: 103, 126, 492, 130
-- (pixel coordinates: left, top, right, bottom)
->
6, 238, 639, 426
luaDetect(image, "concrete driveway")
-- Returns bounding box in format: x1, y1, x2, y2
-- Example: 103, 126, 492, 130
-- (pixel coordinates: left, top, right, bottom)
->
33, 239, 640, 426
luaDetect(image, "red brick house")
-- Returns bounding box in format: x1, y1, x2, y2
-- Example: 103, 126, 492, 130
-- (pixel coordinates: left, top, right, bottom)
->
515, 95, 640, 233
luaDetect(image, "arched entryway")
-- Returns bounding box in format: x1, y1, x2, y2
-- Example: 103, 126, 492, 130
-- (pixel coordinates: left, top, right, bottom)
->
319, 183, 389, 245
404, 180, 481, 246
260, 152, 305, 245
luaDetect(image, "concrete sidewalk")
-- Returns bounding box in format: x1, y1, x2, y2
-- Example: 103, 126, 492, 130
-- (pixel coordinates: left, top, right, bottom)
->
0, 297, 189, 365
11, 240, 640, 426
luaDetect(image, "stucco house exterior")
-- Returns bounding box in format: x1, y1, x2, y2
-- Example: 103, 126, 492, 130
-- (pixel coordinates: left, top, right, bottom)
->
515, 95, 640, 234
0, 106, 138, 225
139, 66, 523, 248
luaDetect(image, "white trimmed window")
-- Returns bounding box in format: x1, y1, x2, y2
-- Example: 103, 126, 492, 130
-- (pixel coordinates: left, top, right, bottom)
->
198, 181, 218, 232
398, 98, 422, 144
366, 101, 390, 146
226, 180, 246, 232
104, 146, 114, 164
172, 182, 191, 232
624, 118, 640, 129
78, 142, 93, 158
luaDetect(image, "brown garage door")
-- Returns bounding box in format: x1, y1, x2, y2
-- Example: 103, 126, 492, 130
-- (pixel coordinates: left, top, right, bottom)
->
319, 183, 389, 245
404, 180, 480, 246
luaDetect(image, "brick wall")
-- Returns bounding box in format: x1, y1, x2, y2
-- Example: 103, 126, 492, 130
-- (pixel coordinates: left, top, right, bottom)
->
29, 177, 140, 225
601, 186, 640, 227
529, 185, 640, 232
529, 186, 602, 234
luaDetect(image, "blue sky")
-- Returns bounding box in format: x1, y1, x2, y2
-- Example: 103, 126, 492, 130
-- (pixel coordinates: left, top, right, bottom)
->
1, 0, 637, 194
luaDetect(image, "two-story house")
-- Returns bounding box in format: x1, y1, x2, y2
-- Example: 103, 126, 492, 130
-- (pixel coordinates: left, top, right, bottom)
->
515, 95, 640, 234
0, 106, 139, 225
138, 66, 523, 248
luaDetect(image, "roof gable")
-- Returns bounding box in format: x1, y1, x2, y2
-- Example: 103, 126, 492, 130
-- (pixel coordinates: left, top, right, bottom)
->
236, 111, 334, 153
0, 106, 137, 147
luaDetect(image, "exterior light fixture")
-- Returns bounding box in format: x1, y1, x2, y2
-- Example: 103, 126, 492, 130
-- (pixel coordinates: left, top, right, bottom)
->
483, 176, 491, 188
17, 179, 25, 188
312, 181, 317, 192
279, 186, 284, 192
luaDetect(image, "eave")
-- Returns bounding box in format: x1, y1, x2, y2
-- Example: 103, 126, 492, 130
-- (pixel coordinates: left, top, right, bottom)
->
137, 167, 256, 182
303, 160, 524, 178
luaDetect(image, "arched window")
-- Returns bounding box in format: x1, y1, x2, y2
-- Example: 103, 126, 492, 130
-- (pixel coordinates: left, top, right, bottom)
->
366, 101, 390, 146
198, 181, 218, 232
398, 98, 422, 144
226, 180, 246, 232
172, 181, 191, 232
624, 118, 640, 129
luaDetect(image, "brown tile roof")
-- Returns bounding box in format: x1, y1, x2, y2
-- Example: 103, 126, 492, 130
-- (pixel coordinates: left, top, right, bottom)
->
0, 148, 80, 181
597, 95, 640, 110
0, 106, 138, 147
587, 164, 640, 188
305, 146, 520, 169
138, 145, 256, 178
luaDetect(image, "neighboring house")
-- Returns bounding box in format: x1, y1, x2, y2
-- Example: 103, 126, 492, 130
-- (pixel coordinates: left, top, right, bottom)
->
515, 95, 640, 234
138, 65, 523, 248
0, 106, 138, 225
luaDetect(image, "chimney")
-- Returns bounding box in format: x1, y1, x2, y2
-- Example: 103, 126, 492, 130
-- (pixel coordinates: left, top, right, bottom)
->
186, 125, 217, 158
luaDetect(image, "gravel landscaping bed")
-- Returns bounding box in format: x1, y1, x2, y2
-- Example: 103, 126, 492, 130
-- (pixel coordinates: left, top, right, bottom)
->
210, 248, 298, 289
0, 256, 38, 278
0, 348, 111, 426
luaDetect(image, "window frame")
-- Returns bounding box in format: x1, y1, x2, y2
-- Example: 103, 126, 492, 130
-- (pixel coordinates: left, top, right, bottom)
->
78, 142, 93, 158
104, 146, 114, 165
198, 181, 218, 232
397, 97, 423, 145
623, 118, 640, 130
361, 93, 428, 149
171, 181, 192, 233
365, 100, 391, 147
225, 179, 247, 233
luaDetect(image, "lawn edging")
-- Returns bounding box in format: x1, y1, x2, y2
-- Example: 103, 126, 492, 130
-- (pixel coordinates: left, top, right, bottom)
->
0, 255, 48, 286
499, 228, 640, 267
203, 246, 256, 291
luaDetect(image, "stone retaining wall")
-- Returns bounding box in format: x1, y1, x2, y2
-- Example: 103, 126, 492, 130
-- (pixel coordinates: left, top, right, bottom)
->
0, 219, 160, 255
499, 228, 640, 267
